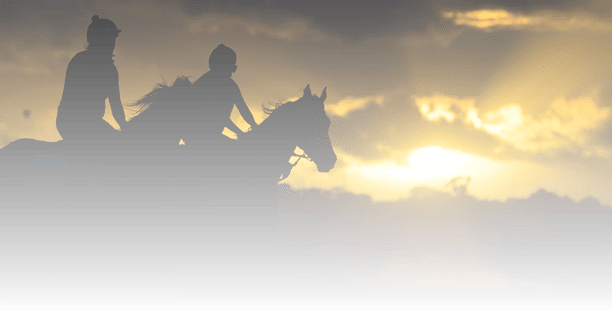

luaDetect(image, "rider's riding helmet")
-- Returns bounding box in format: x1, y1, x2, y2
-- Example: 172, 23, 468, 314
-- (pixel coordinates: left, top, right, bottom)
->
87, 15, 121, 42
209, 44, 237, 72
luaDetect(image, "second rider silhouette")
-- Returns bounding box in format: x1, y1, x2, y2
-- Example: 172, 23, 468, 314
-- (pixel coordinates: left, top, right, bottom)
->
184, 44, 258, 147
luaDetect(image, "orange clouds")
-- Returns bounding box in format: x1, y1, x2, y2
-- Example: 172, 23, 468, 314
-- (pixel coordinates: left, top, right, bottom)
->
443, 9, 612, 33
441, 10, 491, 28
414, 94, 611, 155
443, 10, 532, 30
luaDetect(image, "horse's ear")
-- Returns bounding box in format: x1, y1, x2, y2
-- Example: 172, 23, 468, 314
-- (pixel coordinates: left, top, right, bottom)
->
320, 87, 327, 102
303, 84, 312, 98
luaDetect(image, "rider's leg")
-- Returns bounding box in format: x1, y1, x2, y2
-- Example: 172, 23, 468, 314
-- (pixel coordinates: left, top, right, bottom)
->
56, 114, 90, 166
57, 118, 119, 151
92, 120, 121, 152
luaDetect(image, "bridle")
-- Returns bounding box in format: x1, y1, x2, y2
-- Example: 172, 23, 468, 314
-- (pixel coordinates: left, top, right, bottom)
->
291, 152, 311, 163
281, 113, 331, 178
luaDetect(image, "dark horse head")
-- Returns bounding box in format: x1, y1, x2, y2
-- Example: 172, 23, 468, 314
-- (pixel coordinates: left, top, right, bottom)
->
226, 86, 337, 182
293, 85, 336, 173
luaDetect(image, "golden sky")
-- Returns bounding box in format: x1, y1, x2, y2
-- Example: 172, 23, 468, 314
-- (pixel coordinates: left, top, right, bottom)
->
0, 0, 610, 206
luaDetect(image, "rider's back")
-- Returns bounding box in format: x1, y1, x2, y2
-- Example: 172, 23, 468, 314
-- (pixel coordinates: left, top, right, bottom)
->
185, 71, 240, 141
57, 51, 118, 123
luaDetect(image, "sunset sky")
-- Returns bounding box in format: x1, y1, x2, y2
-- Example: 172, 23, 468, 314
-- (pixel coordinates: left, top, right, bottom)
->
0, 0, 611, 206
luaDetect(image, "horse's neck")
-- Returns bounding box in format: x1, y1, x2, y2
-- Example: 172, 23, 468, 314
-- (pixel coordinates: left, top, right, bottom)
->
249, 107, 298, 156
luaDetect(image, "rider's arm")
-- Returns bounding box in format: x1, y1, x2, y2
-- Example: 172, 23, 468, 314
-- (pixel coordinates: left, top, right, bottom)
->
233, 87, 257, 128
108, 66, 126, 129
226, 119, 244, 136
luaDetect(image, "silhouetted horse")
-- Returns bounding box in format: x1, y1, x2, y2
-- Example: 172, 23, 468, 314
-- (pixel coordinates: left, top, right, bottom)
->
0, 82, 336, 213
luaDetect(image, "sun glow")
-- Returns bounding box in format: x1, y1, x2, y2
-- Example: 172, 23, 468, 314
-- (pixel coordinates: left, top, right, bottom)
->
396, 146, 472, 179
284, 147, 559, 203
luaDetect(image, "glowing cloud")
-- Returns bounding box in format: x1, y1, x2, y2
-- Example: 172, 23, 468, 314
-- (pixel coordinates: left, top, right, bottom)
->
414, 94, 612, 155
416, 94, 477, 123
443, 9, 612, 33
359, 147, 473, 182
326, 95, 385, 117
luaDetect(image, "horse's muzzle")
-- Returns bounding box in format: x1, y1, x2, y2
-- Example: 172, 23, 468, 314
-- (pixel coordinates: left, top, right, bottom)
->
316, 154, 337, 173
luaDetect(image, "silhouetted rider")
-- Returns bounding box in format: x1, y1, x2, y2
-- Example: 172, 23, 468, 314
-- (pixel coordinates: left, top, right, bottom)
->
56, 15, 125, 144
187, 44, 257, 145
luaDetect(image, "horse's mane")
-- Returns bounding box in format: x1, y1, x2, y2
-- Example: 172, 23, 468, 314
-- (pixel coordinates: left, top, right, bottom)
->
255, 94, 326, 138
126, 76, 193, 118
129, 76, 306, 121
126, 77, 313, 147
261, 88, 317, 116
261, 101, 283, 116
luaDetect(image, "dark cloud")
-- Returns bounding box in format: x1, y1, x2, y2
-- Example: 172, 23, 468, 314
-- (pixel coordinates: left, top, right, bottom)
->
0, 0, 25, 35
327, 94, 420, 159
179, 0, 438, 39
0, 0, 94, 48
408, 27, 524, 93
281, 38, 409, 96
40, 14, 83, 47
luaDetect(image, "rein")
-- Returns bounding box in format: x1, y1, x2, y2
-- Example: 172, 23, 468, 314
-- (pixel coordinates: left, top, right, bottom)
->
278, 152, 311, 182
245, 127, 312, 172
291, 152, 311, 162
241, 125, 312, 182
